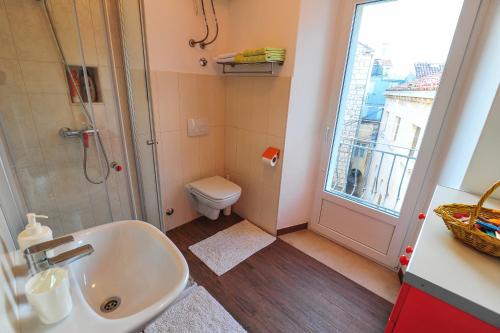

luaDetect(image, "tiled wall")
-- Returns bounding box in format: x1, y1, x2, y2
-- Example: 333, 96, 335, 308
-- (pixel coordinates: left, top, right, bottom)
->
225, 77, 290, 234
151, 72, 226, 230
151, 73, 290, 233
0, 0, 133, 237
0, 206, 19, 333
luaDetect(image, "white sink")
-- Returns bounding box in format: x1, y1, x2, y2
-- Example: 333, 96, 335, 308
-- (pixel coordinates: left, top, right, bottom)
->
18, 220, 189, 333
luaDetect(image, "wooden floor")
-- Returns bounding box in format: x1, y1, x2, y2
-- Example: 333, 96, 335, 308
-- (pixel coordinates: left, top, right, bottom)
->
166, 214, 393, 333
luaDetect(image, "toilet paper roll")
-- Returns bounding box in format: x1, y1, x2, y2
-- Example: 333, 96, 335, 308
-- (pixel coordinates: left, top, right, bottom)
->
262, 154, 278, 167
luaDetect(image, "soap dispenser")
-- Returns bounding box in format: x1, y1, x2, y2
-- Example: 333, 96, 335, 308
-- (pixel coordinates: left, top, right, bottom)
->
18, 213, 53, 252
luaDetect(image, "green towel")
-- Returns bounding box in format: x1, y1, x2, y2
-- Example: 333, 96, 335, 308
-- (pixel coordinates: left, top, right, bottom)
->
234, 54, 285, 64
241, 47, 286, 57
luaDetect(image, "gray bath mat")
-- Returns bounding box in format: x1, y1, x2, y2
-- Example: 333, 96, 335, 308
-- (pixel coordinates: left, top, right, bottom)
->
145, 286, 246, 333
189, 220, 276, 276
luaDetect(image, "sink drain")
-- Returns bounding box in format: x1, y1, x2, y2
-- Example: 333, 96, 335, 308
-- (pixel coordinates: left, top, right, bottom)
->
100, 296, 121, 313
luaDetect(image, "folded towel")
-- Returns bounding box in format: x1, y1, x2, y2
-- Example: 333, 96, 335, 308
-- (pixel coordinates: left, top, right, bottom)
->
242, 48, 286, 57
215, 57, 235, 64
215, 52, 238, 60
234, 53, 285, 64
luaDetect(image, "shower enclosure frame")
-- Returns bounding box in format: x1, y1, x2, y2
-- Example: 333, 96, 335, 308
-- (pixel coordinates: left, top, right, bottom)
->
0, 0, 165, 244
112, 0, 165, 232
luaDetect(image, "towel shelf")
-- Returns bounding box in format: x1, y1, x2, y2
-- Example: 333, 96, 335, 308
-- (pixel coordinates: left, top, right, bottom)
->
217, 61, 284, 75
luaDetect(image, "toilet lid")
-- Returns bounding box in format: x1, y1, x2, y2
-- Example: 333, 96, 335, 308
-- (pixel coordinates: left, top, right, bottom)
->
189, 176, 241, 201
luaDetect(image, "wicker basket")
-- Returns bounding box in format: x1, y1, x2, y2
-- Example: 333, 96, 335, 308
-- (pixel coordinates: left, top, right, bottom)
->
434, 181, 500, 257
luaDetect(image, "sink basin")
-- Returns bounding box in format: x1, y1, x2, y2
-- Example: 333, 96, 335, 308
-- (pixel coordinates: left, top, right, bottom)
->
18, 220, 189, 333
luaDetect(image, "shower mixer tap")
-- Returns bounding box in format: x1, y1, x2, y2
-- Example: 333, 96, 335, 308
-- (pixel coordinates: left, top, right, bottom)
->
59, 127, 99, 139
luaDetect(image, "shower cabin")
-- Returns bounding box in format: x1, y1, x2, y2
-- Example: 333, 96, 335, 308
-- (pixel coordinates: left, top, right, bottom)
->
0, 0, 163, 243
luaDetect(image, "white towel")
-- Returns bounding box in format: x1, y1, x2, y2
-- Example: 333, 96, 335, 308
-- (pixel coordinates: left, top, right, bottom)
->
214, 57, 235, 64
215, 51, 238, 60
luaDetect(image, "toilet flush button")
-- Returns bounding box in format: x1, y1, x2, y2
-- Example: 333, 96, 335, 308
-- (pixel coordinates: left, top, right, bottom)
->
187, 118, 209, 137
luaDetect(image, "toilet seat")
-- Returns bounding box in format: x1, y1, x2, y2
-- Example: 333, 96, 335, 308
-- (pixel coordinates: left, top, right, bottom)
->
186, 176, 242, 220
188, 176, 241, 201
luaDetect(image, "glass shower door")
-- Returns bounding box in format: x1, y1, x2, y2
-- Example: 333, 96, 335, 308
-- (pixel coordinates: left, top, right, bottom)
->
0, 0, 137, 237
115, 0, 164, 231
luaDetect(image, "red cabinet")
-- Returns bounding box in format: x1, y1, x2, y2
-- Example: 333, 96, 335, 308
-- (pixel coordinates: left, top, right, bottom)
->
385, 283, 498, 333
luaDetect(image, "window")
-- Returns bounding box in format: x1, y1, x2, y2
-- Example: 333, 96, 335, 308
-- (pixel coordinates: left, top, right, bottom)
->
393, 116, 401, 141
325, 0, 464, 215
410, 125, 421, 157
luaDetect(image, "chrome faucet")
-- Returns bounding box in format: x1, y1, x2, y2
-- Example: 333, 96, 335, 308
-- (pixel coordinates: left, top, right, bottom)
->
24, 235, 94, 274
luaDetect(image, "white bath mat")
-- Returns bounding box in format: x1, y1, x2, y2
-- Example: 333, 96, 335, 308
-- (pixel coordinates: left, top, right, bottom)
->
145, 286, 246, 333
189, 220, 276, 276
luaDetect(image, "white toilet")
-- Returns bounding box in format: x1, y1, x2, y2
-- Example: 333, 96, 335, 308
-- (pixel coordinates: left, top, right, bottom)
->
186, 176, 242, 220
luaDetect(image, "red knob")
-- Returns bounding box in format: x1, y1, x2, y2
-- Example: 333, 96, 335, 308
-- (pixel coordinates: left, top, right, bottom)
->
418, 213, 426, 220
110, 162, 123, 172
399, 255, 410, 266
405, 246, 413, 254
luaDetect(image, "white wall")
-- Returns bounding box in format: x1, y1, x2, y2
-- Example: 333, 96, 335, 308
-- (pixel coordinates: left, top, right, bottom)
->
459, 1, 500, 199
277, 0, 342, 229
144, 0, 230, 74
462, 88, 500, 198
437, 0, 500, 192
401, 0, 500, 247
225, 0, 300, 77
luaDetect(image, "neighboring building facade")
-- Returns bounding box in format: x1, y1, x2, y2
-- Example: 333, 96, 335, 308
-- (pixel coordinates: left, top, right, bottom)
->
361, 73, 440, 212
332, 43, 375, 192
328, 38, 444, 213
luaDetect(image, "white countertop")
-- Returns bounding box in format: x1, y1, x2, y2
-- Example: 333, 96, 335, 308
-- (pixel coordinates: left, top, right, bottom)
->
406, 185, 500, 327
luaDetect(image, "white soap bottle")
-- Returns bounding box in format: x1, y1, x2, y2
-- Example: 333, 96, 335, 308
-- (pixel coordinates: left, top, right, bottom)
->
17, 213, 53, 252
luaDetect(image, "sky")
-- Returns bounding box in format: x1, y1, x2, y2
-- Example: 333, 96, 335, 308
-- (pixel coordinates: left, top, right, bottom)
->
356, 0, 464, 78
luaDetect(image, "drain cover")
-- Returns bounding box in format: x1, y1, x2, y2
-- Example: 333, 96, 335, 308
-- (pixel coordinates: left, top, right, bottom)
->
100, 296, 121, 313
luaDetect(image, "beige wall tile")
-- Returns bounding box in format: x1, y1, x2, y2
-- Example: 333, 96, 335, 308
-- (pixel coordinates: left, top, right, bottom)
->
60, 208, 95, 234
224, 76, 291, 234
89, 0, 110, 67
10, 146, 44, 169
16, 165, 57, 214
156, 71, 180, 132
159, 131, 183, 188
181, 135, 200, 183
0, 93, 39, 153
48, 162, 92, 212
198, 133, 216, 179
29, 93, 75, 145
0, 58, 26, 93
258, 183, 279, 234
153, 73, 228, 229
225, 77, 242, 128
244, 78, 271, 133
4, 0, 58, 62
47, 0, 98, 66
199, 75, 225, 127
178, 73, 201, 130
214, 126, 225, 175
268, 77, 291, 137
40, 142, 80, 167
0, 2, 16, 60
20, 61, 66, 93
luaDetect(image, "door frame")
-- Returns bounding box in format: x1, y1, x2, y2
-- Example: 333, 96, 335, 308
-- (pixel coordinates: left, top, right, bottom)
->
310, 0, 482, 268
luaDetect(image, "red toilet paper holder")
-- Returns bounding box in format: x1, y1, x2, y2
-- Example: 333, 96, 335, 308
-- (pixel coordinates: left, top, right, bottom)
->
262, 147, 280, 160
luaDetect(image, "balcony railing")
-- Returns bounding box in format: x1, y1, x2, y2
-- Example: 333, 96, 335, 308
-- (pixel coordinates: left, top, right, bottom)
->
328, 139, 417, 215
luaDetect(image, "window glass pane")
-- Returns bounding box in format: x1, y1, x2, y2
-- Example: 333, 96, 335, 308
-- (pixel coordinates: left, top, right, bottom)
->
326, 0, 464, 215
